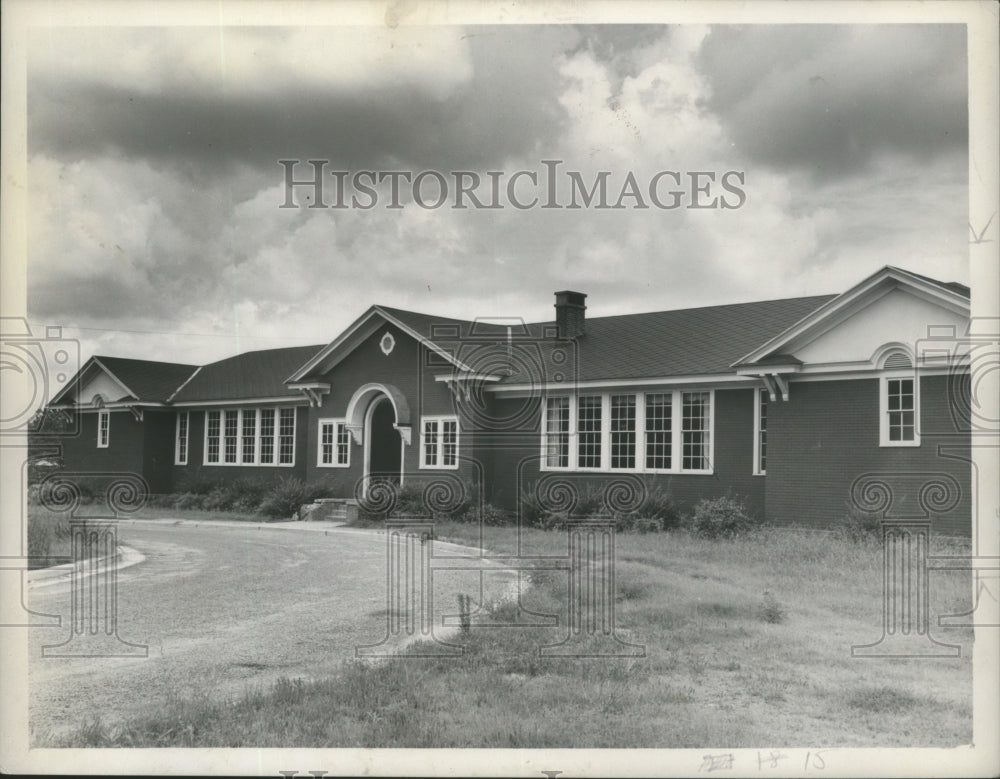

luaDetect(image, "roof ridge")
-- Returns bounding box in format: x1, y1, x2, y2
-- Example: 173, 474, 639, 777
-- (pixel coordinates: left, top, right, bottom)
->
524, 292, 837, 326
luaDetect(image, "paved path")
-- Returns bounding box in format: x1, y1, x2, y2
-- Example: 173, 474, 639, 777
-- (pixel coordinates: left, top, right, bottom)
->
27, 519, 515, 743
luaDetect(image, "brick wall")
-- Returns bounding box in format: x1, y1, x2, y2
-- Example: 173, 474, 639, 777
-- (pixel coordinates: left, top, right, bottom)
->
765, 375, 971, 535
482, 387, 765, 519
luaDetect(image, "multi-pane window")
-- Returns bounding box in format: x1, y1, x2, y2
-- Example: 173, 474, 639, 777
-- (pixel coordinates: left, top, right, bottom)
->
242, 411, 257, 464
755, 390, 767, 475
224, 410, 239, 463
423, 419, 438, 466
442, 418, 458, 467
97, 410, 110, 448
203, 407, 296, 466
882, 377, 918, 446
175, 412, 189, 465
644, 393, 672, 470
206, 411, 221, 463
682, 392, 711, 471
542, 391, 713, 473
318, 419, 350, 467
545, 397, 570, 468
421, 417, 459, 468
610, 395, 636, 469
577, 395, 602, 468
279, 408, 296, 464
260, 409, 275, 464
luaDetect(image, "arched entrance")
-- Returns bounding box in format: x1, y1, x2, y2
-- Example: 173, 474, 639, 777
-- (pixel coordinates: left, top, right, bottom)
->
344, 383, 411, 497
365, 396, 402, 484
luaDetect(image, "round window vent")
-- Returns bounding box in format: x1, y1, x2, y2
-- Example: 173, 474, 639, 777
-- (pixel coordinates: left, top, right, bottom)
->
379, 332, 396, 356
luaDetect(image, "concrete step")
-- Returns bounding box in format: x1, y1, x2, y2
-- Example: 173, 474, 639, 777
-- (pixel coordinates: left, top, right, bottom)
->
299, 498, 359, 522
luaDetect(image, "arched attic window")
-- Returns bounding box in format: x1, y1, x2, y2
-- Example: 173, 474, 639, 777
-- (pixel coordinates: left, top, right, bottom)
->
882, 350, 913, 369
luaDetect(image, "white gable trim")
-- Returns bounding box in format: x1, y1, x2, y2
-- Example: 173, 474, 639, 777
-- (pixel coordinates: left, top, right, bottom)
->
50, 356, 137, 406
732, 266, 969, 368
284, 307, 472, 385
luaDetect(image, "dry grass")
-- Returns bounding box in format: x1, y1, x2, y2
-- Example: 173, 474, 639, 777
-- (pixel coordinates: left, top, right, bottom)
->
52, 523, 974, 748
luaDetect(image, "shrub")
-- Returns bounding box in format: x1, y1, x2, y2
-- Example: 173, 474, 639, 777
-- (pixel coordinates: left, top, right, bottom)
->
621, 515, 664, 534
519, 481, 680, 532
258, 478, 318, 519
172, 492, 205, 510
27, 518, 53, 563
758, 590, 787, 624
835, 505, 883, 543
202, 485, 236, 512
459, 503, 512, 526
690, 493, 760, 539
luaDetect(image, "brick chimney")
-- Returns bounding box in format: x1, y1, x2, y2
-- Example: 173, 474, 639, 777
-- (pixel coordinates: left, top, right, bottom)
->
554, 290, 587, 339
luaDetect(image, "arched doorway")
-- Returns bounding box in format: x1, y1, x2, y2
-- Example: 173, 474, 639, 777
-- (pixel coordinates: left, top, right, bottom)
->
365, 396, 402, 485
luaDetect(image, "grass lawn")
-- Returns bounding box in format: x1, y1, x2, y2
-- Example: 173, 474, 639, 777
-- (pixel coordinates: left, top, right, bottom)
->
55, 518, 974, 748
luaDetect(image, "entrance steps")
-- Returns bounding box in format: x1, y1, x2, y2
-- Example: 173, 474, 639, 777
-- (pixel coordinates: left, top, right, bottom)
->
298, 498, 359, 523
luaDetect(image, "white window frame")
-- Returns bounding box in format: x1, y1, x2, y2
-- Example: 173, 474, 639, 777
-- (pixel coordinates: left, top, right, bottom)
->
753, 388, 767, 476
880, 372, 920, 447
97, 409, 110, 448
202, 407, 297, 466
541, 390, 714, 475
175, 411, 189, 465
420, 415, 459, 469
317, 418, 351, 467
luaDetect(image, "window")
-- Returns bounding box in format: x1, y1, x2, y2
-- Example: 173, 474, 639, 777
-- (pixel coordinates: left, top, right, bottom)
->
260, 408, 275, 464
224, 410, 239, 463
175, 412, 189, 465
544, 397, 570, 468
542, 391, 713, 473
881, 376, 919, 447
203, 406, 297, 465
577, 395, 602, 468
206, 410, 221, 463
279, 408, 296, 464
318, 419, 351, 467
610, 394, 636, 469
644, 393, 672, 470
682, 392, 711, 471
421, 416, 459, 468
97, 410, 110, 448
754, 389, 767, 475
242, 410, 257, 464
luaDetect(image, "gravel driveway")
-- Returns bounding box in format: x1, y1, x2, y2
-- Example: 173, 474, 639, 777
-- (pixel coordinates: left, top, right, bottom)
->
27, 519, 515, 743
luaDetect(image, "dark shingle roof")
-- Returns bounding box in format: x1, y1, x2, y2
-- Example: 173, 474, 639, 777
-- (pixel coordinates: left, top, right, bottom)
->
93, 356, 198, 402
376, 296, 835, 382
170, 345, 325, 403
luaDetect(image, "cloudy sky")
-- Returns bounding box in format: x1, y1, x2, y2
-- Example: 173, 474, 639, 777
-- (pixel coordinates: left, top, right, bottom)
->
26, 22, 969, 377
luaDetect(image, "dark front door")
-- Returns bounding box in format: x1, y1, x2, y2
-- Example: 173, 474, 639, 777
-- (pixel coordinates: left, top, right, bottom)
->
368, 397, 401, 482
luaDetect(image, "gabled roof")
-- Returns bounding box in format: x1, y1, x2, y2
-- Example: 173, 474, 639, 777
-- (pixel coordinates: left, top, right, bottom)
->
494, 296, 835, 384
171, 344, 325, 403
339, 298, 836, 383
733, 265, 971, 368
287, 305, 501, 383
50, 355, 198, 405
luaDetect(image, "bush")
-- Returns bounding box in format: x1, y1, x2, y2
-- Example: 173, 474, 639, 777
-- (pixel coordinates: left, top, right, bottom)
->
258, 478, 318, 519
835, 505, 883, 543
27, 519, 53, 562
459, 503, 512, 526
519, 481, 680, 532
690, 493, 760, 539
172, 492, 206, 510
